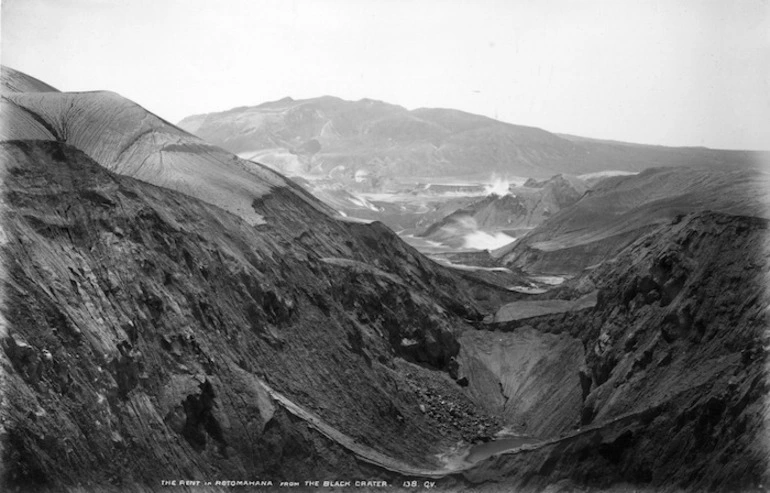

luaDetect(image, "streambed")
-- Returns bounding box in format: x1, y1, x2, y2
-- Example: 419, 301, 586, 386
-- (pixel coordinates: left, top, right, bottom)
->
437, 435, 543, 470
465, 436, 541, 463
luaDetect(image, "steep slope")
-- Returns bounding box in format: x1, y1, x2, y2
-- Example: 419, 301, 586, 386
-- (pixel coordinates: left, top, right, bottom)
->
1, 66, 59, 94
456, 327, 586, 438
3, 67, 767, 493
0, 68, 522, 491
0, 140, 503, 490
497, 166, 769, 274
447, 211, 769, 491
179, 97, 765, 185
0, 87, 326, 227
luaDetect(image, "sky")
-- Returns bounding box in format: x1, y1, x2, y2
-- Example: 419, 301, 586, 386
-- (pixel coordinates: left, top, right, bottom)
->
2, 0, 769, 150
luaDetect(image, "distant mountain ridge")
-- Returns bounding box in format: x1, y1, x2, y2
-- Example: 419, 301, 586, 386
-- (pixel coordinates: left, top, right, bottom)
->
178, 96, 764, 185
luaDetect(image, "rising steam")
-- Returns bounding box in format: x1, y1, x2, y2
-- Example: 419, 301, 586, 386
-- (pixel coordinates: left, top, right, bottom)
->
484, 176, 511, 196
438, 215, 516, 251
463, 230, 516, 250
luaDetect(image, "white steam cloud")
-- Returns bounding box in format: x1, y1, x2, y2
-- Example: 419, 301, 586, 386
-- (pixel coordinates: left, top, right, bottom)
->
439, 215, 517, 250
463, 231, 516, 250
484, 176, 511, 196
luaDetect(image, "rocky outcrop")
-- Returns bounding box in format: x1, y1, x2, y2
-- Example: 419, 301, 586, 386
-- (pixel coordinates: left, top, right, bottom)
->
2, 66, 767, 493
0, 140, 499, 491
448, 212, 769, 491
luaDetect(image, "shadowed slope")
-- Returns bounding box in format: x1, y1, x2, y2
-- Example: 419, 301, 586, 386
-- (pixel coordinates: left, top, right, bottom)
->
0, 68, 517, 491
497, 166, 769, 274
1, 83, 331, 226
445, 211, 770, 491
1, 140, 500, 490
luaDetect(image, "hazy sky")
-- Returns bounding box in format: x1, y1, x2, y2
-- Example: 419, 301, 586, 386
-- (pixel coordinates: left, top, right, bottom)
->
2, 0, 769, 149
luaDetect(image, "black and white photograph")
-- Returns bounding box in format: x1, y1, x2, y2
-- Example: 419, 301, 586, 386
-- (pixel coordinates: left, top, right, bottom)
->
1, 1, 769, 491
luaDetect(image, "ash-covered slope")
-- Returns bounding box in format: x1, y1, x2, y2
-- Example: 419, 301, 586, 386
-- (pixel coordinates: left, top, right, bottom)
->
451, 211, 769, 491
497, 166, 769, 274
0, 69, 520, 490
3, 67, 768, 493
1, 140, 503, 490
178, 97, 763, 185
0, 72, 326, 226
0, 66, 59, 94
